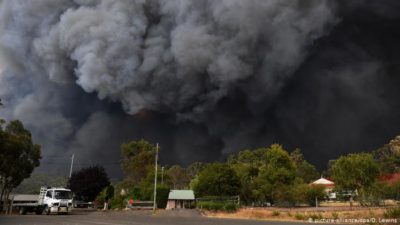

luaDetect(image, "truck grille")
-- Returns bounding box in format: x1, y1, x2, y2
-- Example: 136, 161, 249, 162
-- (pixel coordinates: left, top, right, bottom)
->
60, 200, 68, 207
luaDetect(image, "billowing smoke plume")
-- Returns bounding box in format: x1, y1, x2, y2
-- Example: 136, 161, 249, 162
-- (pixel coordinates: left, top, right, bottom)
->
1, 0, 400, 178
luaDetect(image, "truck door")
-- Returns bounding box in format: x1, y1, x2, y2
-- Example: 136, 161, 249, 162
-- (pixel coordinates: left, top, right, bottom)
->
45, 190, 53, 202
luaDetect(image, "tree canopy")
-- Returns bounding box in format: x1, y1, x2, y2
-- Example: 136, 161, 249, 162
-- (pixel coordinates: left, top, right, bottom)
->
331, 153, 379, 191
193, 163, 241, 197
121, 139, 157, 184
0, 120, 41, 206
167, 165, 190, 189
290, 149, 319, 183
252, 144, 297, 204
373, 136, 400, 174
68, 165, 110, 201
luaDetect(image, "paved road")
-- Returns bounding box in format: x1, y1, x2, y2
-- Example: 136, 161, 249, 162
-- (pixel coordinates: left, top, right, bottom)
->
0, 209, 309, 225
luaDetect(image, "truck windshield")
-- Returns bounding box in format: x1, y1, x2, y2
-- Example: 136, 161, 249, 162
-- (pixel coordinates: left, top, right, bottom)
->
54, 190, 72, 199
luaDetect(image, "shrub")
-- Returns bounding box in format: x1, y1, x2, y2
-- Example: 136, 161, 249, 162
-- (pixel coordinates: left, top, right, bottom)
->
306, 185, 326, 207
197, 201, 238, 212
223, 203, 238, 212
109, 195, 125, 209
331, 212, 339, 220
271, 211, 280, 216
95, 185, 114, 208
295, 213, 306, 220
308, 213, 323, 221
384, 207, 400, 218
156, 186, 170, 209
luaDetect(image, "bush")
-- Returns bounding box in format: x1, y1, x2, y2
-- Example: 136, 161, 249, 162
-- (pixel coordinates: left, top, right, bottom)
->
126, 187, 142, 200
271, 211, 280, 216
306, 185, 326, 207
109, 195, 125, 209
295, 213, 306, 220
384, 207, 400, 218
156, 186, 170, 209
95, 185, 115, 208
197, 201, 238, 212
197, 202, 224, 211
308, 213, 323, 221
359, 182, 387, 206
331, 212, 339, 220
223, 203, 238, 212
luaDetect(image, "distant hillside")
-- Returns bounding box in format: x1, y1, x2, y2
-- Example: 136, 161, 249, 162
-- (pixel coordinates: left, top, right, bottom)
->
14, 173, 68, 194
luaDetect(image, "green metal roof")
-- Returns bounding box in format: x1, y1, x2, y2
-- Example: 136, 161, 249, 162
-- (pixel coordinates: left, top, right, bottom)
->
168, 190, 195, 200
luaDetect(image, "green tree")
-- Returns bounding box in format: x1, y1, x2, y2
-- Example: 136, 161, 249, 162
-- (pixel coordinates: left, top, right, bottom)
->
167, 165, 190, 189
306, 184, 327, 206
96, 185, 114, 206
187, 162, 205, 179
358, 181, 388, 206
228, 148, 268, 167
121, 139, 157, 183
255, 144, 297, 204
67, 166, 110, 201
193, 163, 241, 197
290, 149, 319, 183
290, 148, 304, 164
230, 163, 259, 204
139, 166, 172, 200
373, 136, 400, 174
0, 120, 41, 210
156, 185, 170, 209
331, 153, 379, 191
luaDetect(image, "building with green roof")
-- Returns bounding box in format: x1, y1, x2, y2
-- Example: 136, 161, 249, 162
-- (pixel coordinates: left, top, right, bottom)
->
166, 190, 195, 209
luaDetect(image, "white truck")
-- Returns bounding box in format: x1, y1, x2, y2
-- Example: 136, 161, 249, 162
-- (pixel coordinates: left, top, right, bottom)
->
11, 186, 73, 215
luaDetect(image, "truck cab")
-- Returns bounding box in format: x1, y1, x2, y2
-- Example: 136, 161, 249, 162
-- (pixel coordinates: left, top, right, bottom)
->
41, 187, 73, 214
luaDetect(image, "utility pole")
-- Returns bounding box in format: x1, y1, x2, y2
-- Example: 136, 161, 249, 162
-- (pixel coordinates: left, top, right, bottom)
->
161, 166, 164, 185
153, 143, 159, 214
69, 153, 74, 178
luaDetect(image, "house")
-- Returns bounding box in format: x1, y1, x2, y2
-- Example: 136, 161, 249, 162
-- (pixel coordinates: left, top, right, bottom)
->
166, 190, 195, 209
311, 177, 336, 199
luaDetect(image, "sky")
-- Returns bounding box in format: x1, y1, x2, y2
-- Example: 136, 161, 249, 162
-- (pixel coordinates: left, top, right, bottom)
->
0, 0, 400, 179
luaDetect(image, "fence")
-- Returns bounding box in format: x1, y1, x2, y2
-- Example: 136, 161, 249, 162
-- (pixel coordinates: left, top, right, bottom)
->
196, 196, 240, 205
126, 200, 154, 210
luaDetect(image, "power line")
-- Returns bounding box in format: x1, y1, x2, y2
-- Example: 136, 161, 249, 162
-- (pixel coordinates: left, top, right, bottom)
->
40, 162, 121, 165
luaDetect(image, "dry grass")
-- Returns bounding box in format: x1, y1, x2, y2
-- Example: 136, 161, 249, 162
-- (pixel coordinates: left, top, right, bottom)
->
204, 206, 389, 222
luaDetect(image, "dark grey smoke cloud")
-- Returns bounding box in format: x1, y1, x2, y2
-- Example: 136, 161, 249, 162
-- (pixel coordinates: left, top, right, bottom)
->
0, 0, 399, 178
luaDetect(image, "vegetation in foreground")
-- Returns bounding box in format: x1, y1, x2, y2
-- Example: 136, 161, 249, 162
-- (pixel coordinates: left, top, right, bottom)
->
0, 119, 41, 211
60, 135, 400, 214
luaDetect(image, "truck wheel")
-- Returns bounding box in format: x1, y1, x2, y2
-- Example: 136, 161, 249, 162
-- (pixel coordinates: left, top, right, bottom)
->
35, 209, 43, 215
44, 206, 50, 215
19, 207, 27, 215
